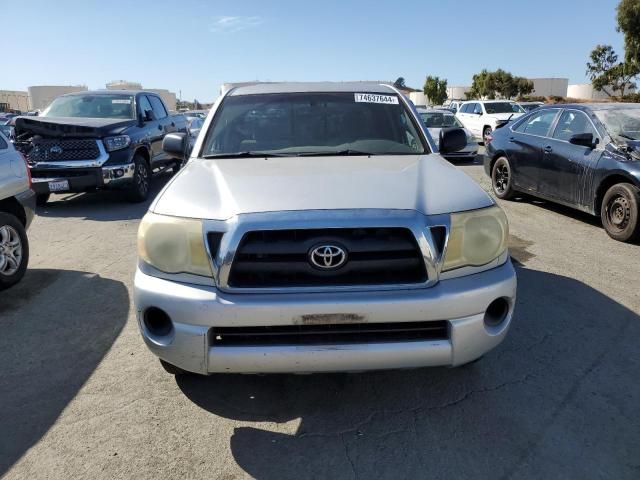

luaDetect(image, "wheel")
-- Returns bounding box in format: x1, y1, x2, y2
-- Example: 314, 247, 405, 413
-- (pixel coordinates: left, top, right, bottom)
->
160, 359, 189, 376
36, 194, 50, 206
0, 212, 29, 291
600, 183, 640, 242
491, 157, 515, 200
127, 155, 151, 203
483, 126, 492, 145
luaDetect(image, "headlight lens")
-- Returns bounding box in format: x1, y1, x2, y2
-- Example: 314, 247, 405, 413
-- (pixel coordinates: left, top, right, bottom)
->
442, 206, 509, 271
103, 135, 131, 152
138, 213, 212, 277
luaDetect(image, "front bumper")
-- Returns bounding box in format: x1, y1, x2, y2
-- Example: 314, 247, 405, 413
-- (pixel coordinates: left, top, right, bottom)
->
134, 260, 517, 374
30, 163, 135, 194
443, 141, 479, 159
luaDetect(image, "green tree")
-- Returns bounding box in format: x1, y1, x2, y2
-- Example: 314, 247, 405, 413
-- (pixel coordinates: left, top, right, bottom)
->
393, 77, 406, 89
515, 77, 534, 97
586, 44, 638, 97
422, 76, 448, 105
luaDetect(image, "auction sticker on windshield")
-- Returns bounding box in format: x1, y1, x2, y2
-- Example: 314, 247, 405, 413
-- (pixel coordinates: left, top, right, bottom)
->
354, 93, 399, 104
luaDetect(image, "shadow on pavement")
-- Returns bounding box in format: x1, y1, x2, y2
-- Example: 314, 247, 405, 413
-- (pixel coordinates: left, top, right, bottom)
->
0, 269, 128, 476
178, 266, 640, 479
35, 172, 173, 222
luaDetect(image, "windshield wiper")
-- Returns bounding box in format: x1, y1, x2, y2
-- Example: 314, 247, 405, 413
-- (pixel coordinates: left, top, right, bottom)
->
616, 133, 637, 141
201, 151, 290, 159
296, 149, 375, 157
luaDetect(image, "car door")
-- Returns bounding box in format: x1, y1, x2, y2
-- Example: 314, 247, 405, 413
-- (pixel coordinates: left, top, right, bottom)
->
458, 103, 477, 135
508, 108, 561, 193
137, 94, 164, 161
540, 109, 603, 207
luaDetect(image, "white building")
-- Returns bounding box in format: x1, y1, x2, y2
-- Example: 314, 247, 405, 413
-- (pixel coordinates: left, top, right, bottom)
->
409, 92, 428, 107
446, 86, 470, 100
529, 78, 569, 97
28, 85, 88, 111
566, 83, 634, 100
0, 90, 30, 112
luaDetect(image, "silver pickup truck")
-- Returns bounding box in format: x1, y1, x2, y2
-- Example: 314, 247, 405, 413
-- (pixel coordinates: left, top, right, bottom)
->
134, 82, 517, 375
0, 131, 35, 290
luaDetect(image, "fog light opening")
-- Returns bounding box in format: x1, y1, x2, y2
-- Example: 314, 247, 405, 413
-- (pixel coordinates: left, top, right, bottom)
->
484, 298, 510, 328
144, 307, 174, 337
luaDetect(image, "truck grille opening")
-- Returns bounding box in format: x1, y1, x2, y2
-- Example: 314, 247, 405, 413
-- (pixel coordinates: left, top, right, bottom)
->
226, 228, 427, 288
26, 138, 100, 163
210, 321, 449, 346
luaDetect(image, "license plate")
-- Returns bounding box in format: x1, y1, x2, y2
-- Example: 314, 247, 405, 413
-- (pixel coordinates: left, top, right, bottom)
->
48, 180, 69, 192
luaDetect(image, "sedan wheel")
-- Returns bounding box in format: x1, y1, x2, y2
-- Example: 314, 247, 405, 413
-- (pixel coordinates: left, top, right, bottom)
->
601, 183, 640, 242
0, 213, 29, 290
491, 157, 515, 200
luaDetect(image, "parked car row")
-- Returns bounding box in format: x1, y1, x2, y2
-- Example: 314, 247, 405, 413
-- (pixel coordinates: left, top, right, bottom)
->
484, 103, 640, 242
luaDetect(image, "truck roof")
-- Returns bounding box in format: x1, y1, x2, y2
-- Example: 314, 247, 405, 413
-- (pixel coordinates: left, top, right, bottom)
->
228, 82, 398, 96
61, 90, 159, 97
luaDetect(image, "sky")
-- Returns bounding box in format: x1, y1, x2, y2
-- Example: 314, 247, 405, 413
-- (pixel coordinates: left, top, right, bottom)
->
1, 0, 625, 103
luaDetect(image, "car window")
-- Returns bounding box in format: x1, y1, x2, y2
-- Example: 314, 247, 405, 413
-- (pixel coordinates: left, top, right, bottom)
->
420, 112, 463, 128
41, 94, 135, 119
473, 103, 483, 115
202, 92, 427, 156
138, 95, 153, 118
148, 96, 168, 120
515, 110, 558, 137
552, 110, 598, 142
0, 133, 7, 149
459, 104, 468, 113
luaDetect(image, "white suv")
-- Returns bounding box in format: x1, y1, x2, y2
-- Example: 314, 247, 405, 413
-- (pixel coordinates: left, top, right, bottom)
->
457, 100, 525, 143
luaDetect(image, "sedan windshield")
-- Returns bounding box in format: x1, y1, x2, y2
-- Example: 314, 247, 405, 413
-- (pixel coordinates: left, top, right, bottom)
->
202, 92, 427, 157
42, 94, 135, 119
594, 108, 640, 140
420, 112, 463, 128
484, 102, 525, 114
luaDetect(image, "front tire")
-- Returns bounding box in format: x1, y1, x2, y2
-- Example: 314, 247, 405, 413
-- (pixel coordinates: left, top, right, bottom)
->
483, 126, 492, 145
0, 213, 29, 291
127, 155, 151, 203
600, 183, 640, 242
491, 157, 515, 200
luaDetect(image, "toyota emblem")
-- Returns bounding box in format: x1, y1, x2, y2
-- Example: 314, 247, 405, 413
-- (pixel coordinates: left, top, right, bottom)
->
49, 145, 63, 155
309, 244, 348, 270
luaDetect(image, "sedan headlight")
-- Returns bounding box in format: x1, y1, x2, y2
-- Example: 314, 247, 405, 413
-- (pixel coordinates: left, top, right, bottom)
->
138, 213, 212, 277
442, 206, 509, 271
103, 135, 131, 152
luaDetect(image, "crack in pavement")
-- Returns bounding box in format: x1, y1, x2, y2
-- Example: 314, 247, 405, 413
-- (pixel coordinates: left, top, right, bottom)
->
341, 433, 357, 480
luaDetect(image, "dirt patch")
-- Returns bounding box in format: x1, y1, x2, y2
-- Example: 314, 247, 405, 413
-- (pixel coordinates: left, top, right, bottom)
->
509, 234, 535, 266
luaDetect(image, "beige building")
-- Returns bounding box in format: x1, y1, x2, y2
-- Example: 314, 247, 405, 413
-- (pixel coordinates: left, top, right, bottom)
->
530, 78, 569, 97
0, 90, 30, 112
106, 80, 143, 90
28, 85, 88, 111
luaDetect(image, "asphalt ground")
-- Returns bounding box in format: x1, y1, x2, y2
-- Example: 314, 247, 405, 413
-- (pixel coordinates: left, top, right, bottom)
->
1, 154, 639, 479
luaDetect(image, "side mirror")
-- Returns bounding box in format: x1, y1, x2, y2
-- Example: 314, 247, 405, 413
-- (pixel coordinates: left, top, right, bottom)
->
439, 128, 467, 154
163, 132, 188, 160
569, 133, 596, 149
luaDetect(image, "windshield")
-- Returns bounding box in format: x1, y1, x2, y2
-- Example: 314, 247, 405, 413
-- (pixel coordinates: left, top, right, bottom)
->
484, 102, 525, 114
420, 112, 463, 128
201, 92, 427, 157
42, 94, 135, 119
594, 108, 640, 141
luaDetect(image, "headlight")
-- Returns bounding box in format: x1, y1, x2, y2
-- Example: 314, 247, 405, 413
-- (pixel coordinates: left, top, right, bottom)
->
138, 212, 212, 277
442, 206, 509, 271
103, 135, 131, 152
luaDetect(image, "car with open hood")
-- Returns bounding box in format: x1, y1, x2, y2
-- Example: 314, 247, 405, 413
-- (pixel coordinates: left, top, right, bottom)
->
14, 90, 187, 205
484, 103, 640, 242
134, 82, 517, 375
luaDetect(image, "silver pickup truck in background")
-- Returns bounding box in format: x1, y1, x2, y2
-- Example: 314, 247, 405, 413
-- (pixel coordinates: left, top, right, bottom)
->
134, 82, 517, 375
0, 131, 35, 290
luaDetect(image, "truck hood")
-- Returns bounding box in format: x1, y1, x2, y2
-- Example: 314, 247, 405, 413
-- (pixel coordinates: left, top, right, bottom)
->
15, 116, 136, 138
151, 154, 494, 220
